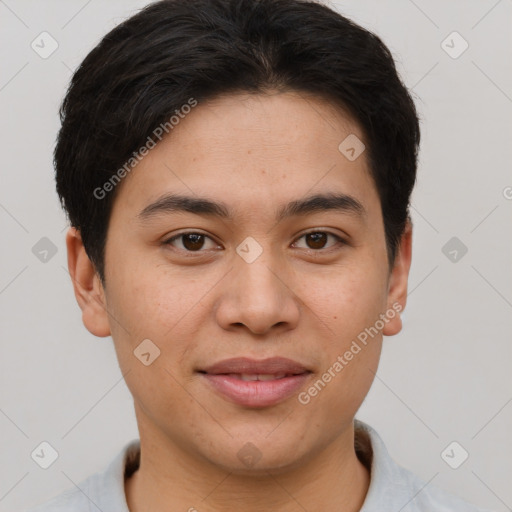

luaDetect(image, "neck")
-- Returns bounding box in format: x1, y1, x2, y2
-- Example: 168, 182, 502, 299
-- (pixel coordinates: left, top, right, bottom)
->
125, 414, 370, 512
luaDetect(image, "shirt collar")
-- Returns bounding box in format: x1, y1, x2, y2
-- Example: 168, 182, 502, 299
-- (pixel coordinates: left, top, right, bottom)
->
96, 420, 475, 512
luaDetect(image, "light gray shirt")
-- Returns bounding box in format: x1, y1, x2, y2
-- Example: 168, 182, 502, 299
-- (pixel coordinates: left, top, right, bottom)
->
27, 420, 493, 511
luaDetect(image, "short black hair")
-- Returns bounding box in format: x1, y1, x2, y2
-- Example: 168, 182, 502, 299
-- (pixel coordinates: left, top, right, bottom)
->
55, 0, 420, 283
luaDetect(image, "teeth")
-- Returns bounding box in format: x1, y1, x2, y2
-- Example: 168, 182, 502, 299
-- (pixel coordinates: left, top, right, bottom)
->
240, 374, 258, 381
233, 373, 287, 381
257, 373, 286, 381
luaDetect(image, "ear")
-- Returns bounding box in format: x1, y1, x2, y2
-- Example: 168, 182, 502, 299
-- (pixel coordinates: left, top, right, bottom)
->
382, 220, 412, 336
65, 227, 111, 337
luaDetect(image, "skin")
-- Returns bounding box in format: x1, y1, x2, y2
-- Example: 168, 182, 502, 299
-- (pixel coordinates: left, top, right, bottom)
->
66, 90, 412, 512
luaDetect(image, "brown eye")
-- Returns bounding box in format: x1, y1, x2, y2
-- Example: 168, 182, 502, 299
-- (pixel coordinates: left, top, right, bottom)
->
293, 231, 345, 251
164, 232, 219, 252
182, 233, 205, 250
305, 232, 328, 249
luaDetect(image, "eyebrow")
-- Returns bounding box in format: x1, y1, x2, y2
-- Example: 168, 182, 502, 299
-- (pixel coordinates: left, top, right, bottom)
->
137, 192, 366, 223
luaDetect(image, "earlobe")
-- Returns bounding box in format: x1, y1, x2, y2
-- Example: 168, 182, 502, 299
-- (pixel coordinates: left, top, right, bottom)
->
66, 227, 111, 337
382, 220, 412, 337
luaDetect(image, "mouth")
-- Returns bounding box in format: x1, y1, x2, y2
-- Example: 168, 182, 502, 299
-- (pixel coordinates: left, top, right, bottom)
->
220, 373, 296, 381
198, 357, 312, 408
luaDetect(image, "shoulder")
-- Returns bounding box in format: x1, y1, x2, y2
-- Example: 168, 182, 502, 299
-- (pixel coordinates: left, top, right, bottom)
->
25, 439, 140, 512
26, 487, 91, 512
355, 420, 495, 512
394, 464, 493, 512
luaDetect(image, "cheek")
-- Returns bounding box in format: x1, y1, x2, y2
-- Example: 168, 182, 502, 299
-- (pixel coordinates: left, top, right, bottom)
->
105, 262, 222, 380
104, 269, 202, 414
108, 261, 203, 334
300, 258, 387, 394
302, 260, 389, 336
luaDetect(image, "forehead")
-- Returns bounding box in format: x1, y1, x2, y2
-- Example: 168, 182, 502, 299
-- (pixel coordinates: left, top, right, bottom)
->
171, 90, 363, 160
111, 90, 378, 219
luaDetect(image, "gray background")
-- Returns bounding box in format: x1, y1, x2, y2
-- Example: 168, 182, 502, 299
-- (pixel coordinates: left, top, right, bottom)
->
1, 0, 511, 510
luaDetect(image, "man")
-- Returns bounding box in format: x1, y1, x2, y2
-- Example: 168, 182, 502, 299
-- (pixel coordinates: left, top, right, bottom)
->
29, 0, 492, 510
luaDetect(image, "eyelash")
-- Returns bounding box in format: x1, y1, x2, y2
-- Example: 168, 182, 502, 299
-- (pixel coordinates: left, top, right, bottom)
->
162, 230, 347, 254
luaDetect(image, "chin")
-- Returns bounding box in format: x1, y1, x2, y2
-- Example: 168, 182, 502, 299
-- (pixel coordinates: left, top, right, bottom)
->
199, 433, 312, 475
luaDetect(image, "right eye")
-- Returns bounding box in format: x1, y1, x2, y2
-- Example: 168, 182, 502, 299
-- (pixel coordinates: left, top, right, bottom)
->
162, 232, 221, 252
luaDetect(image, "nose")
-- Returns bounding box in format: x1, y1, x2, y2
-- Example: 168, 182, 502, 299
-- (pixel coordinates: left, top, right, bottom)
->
214, 248, 301, 336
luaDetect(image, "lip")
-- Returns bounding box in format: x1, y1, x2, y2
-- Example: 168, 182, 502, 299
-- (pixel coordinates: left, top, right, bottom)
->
201, 357, 310, 375
198, 357, 312, 408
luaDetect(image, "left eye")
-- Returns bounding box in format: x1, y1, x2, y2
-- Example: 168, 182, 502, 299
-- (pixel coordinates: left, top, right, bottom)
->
293, 231, 345, 250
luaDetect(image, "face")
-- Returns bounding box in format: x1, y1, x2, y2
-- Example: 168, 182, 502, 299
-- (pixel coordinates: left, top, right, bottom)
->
68, 90, 411, 474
